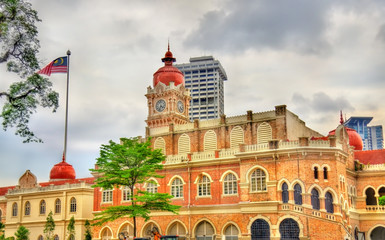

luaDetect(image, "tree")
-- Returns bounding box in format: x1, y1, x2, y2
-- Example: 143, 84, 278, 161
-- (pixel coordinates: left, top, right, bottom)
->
379, 196, 385, 206
0, 0, 59, 142
66, 216, 75, 240
90, 137, 181, 237
0, 222, 5, 240
14, 226, 29, 240
83, 220, 92, 240
43, 211, 55, 240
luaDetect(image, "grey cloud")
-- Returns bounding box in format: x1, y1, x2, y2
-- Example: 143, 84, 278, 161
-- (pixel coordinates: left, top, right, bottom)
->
376, 24, 385, 43
292, 92, 355, 113
184, 0, 333, 55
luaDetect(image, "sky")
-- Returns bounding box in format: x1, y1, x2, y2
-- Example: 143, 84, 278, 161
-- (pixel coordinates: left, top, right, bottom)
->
1, 0, 385, 186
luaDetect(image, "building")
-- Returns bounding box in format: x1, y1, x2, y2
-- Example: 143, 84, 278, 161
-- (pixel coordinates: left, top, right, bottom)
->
344, 117, 384, 150
0, 159, 94, 240
174, 56, 227, 121
92, 47, 385, 240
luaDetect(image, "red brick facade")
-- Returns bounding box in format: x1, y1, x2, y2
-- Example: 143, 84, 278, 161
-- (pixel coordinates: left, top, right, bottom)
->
92, 49, 385, 240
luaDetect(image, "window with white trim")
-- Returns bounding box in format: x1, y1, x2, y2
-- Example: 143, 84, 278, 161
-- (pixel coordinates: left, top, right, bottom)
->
122, 186, 132, 201
146, 182, 158, 193
250, 169, 266, 192
223, 173, 237, 195
171, 178, 183, 198
102, 189, 113, 203
198, 175, 211, 196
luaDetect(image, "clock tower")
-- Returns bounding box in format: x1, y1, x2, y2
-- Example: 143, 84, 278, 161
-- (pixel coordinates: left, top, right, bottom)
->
145, 45, 191, 129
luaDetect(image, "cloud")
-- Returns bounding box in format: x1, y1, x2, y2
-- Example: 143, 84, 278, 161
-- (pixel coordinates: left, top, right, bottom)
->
184, 0, 333, 55
376, 24, 385, 43
292, 92, 355, 113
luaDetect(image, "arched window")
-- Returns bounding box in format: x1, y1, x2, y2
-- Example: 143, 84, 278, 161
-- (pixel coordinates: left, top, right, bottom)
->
195, 221, 214, 240
102, 189, 113, 203
70, 197, 77, 213
54, 235, 59, 240
171, 178, 184, 198
223, 173, 237, 195
146, 181, 158, 193
250, 169, 266, 192
279, 218, 300, 240
323, 167, 328, 180
325, 192, 334, 213
101, 228, 112, 240
25, 201, 31, 216
251, 219, 270, 240
282, 183, 289, 203
204, 130, 217, 151
154, 137, 166, 154
257, 122, 272, 144
55, 199, 61, 213
40, 200, 46, 214
198, 175, 211, 196
38, 235, 44, 240
168, 222, 186, 238
311, 189, 320, 210
379, 187, 385, 197
178, 134, 190, 154
0, 208, 2, 219
122, 186, 132, 201
224, 224, 239, 240
365, 188, 377, 205
119, 223, 134, 240
143, 223, 159, 238
230, 126, 244, 149
294, 184, 302, 205
12, 202, 18, 217
314, 167, 318, 180
369, 226, 385, 240
69, 235, 74, 240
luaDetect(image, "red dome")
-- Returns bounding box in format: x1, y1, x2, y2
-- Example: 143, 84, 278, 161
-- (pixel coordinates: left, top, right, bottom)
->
329, 127, 363, 151
50, 161, 76, 181
153, 46, 184, 87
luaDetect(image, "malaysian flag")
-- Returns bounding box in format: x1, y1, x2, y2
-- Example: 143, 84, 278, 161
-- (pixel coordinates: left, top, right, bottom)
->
38, 56, 68, 76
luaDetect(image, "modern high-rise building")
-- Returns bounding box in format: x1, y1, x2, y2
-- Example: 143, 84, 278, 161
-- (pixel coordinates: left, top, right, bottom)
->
175, 56, 227, 121
344, 116, 384, 150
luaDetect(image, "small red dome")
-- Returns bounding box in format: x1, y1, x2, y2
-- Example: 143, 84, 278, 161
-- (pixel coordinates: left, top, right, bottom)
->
50, 161, 76, 181
329, 127, 363, 151
153, 46, 184, 87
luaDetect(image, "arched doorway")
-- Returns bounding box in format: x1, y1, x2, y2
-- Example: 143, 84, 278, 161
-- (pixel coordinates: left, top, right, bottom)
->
250, 219, 270, 240
279, 218, 299, 240
370, 226, 385, 240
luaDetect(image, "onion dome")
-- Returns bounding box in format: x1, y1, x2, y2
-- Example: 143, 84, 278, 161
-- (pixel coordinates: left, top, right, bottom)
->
49, 155, 76, 181
328, 111, 363, 151
153, 44, 184, 87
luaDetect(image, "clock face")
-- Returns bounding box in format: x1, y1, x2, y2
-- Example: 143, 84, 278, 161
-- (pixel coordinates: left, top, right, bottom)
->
177, 101, 184, 113
155, 99, 166, 112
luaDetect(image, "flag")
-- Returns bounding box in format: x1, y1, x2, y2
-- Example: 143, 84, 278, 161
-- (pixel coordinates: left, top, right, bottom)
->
38, 56, 68, 76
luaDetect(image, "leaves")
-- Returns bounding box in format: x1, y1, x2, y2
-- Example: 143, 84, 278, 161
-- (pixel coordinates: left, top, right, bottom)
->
0, 0, 59, 142
43, 211, 55, 240
0, 74, 59, 142
14, 226, 29, 240
90, 137, 180, 235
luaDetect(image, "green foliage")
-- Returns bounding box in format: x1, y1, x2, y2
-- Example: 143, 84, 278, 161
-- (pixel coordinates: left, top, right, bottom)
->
84, 220, 92, 240
1, 74, 59, 142
15, 226, 29, 240
0, 0, 41, 76
379, 196, 385, 206
90, 137, 180, 236
66, 216, 75, 240
43, 211, 55, 240
0, 0, 59, 142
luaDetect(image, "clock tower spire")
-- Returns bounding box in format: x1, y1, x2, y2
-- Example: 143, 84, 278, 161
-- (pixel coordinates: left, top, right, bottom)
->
145, 45, 191, 129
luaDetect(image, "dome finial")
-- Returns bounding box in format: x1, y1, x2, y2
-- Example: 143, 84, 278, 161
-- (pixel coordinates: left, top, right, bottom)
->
340, 110, 344, 125
168, 39, 170, 52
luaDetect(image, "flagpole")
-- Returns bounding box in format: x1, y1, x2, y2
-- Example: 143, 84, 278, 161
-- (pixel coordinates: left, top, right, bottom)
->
63, 50, 71, 162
